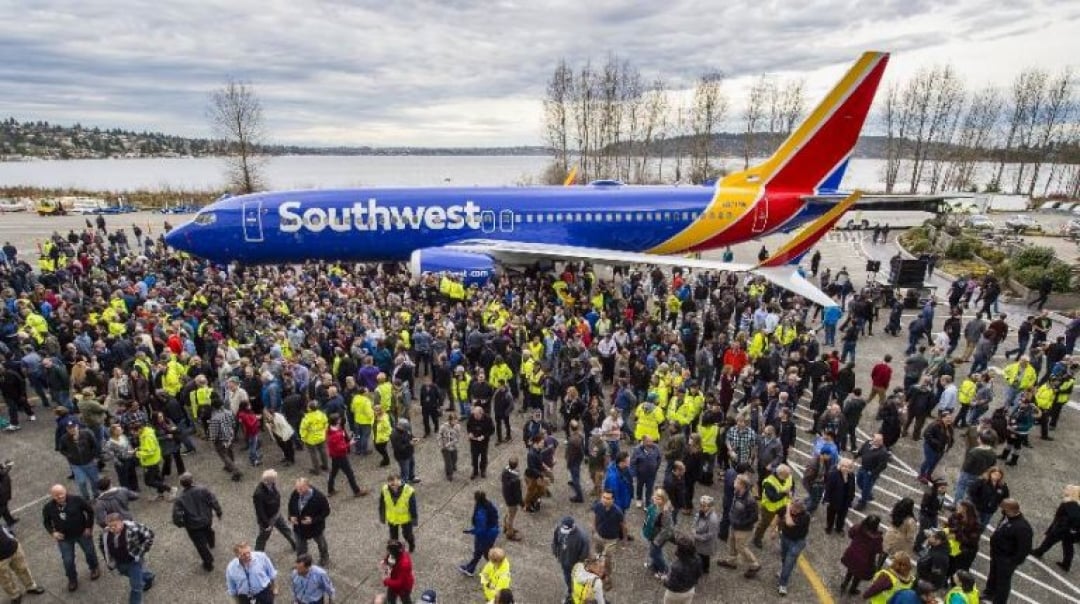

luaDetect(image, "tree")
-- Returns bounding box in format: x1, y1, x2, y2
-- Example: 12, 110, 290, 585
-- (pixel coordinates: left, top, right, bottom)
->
689, 71, 727, 183
543, 60, 574, 183
1025, 68, 1074, 196
743, 75, 772, 169
944, 86, 1001, 191
208, 79, 266, 194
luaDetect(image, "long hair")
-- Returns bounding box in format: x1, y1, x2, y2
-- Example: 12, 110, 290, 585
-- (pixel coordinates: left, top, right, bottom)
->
891, 497, 915, 528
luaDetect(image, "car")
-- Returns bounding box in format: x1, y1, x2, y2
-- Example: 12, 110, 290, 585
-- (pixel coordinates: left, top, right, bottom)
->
0, 198, 27, 212
1004, 214, 1043, 232
963, 215, 995, 230
1061, 218, 1080, 237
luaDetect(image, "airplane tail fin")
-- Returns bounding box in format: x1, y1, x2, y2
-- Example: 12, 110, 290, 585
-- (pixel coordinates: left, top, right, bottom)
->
751, 52, 888, 192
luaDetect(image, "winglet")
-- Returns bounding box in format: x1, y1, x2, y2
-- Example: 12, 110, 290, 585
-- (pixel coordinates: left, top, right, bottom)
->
755, 191, 862, 269
563, 166, 578, 186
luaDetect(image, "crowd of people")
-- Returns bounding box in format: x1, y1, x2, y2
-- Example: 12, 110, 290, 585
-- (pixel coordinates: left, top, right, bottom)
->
0, 217, 1077, 604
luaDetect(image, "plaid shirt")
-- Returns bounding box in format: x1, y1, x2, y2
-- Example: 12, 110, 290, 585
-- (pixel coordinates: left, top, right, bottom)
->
208, 408, 236, 444
100, 520, 155, 567
438, 421, 460, 451
726, 426, 757, 464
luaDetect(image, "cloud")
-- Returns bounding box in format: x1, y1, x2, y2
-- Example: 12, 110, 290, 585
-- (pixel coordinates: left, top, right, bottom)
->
0, 0, 1076, 146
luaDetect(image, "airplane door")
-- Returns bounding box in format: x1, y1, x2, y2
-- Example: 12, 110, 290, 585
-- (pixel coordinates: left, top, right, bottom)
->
242, 201, 264, 242
481, 210, 496, 233
499, 210, 514, 233
751, 196, 769, 233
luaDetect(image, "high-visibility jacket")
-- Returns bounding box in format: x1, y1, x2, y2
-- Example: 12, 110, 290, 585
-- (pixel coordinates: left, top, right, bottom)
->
699, 422, 720, 454
189, 386, 213, 419
109, 297, 127, 315
480, 558, 512, 602
374, 413, 392, 444
867, 569, 914, 604
653, 384, 669, 410
135, 426, 162, 467
1035, 383, 1056, 411
451, 376, 472, 404
944, 585, 979, 604
489, 363, 513, 389
382, 484, 415, 525
777, 325, 797, 347
528, 370, 544, 397
1003, 362, 1037, 390
133, 358, 151, 379
163, 359, 186, 395
398, 329, 411, 350
665, 294, 681, 315
748, 331, 767, 360
761, 474, 793, 513
1057, 377, 1075, 404
958, 378, 977, 406
24, 312, 49, 341
528, 341, 544, 362
299, 410, 329, 445
684, 392, 705, 420
351, 393, 374, 426
375, 382, 395, 413
633, 404, 664, 441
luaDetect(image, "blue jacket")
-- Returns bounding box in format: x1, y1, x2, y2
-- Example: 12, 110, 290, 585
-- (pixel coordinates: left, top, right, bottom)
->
823, 306, 843, 326
466, 500, 500, 543
603, 462, 633, 511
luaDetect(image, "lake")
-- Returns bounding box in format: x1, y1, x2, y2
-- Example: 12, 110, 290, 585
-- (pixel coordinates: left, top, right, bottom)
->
0, 154, 1064, 195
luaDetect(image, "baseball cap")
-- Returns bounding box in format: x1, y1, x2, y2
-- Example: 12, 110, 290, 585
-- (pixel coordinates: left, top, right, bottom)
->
420, 589, 437, 603
561, 516, 575, 529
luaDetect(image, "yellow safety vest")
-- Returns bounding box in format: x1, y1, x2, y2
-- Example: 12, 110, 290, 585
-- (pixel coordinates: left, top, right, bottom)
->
490, 363, 513, 389
375, 382, 395, 413
1035, 384, 1056, 411
633, 404, 664, 441
452, 376, 472, 403
699, 422, 719, 455
163, 360, 186, 396
958, 379, 977, 406
748, 332, 767, 360
1057, 378, 1075, 404
761, 474, 793, 513
189, 386, 213, 418
944, 586, 979, 604
135, 426, 162, 467
868, 569, 913, 604
480, 558, 512, 602
299, 410, 328, 445
571, 563, 598, 604
382, 484, 414, 525
133, 358, 150, 379
351, 394, 374, 426
374, 414, 392, 444
1004, 363, 1036, 390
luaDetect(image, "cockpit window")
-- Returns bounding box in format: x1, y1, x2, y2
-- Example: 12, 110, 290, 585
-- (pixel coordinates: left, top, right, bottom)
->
194, 212, 216, 225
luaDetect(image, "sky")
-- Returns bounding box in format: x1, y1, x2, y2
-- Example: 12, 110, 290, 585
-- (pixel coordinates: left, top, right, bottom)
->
1, 0, 1078, 147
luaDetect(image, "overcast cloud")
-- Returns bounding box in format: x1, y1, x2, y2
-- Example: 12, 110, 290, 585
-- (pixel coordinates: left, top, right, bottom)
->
1, 0, 1077, 146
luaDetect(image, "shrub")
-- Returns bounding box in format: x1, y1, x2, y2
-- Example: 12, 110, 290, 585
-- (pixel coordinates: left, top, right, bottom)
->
1012, 246, 1057, 271
945, 238, 977, 260
1015, 262, 1073, 292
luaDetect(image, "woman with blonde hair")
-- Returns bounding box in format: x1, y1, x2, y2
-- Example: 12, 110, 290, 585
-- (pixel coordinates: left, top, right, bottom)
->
643, 487, 676, 579
1031, 484, 1080, 572
861, 551, 915, 602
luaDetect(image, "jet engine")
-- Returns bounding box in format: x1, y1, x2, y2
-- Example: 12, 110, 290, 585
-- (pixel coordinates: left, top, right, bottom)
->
409, 248, 495, 287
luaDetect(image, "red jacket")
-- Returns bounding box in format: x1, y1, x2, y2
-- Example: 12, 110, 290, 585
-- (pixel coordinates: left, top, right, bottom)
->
326, 426, 350, 459
383, 550, 415, 594
723, 349, 748, 375
870, 363, 892, 389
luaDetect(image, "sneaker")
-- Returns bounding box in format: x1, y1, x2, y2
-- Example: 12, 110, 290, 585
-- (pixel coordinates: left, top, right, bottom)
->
26, 585, 45, 594
778, 585, 788, 596
166, 487, 179, 501
635, 499, 643, 508
28, 415, 36, 422
4, 425, 20, 432
743, 567, 759, 579
458, 564, 475, 577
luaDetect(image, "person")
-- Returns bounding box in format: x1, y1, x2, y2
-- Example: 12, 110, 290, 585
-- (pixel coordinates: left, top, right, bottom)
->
42, 484, 101, 592
839, 514, 883, 595
253, 469, 298, 553
209, 398, 245, 482
998, 396, 1035, 466
716, 474, 760, 578
326, 414, 367, 497
945, 501, 981, 574
566, 419, 586, 503
391, 418, 421, 484
775, 498, 810, 596
0, 524, 47, 603
438, 412, 461, 481
380, 539, 414, 604
288, 477, 332, 567
570, 555, 607, 604
101, 424, 139, 493
373, 404, 393, 466
918, 412, 954, 483
501, 458, 523, 541
969, 466, 1010, 528
133, 420, 173, 501
691, 495, 719, 573
854, 433, 890, 510
291, 553, 335, 604
171, 472, 223, 572
643, 488, 676, 579
524, 436, 550, 512
1031, 484, 1080, 572
379, 474, 418, 553
984, 499, 1033, 604
225, 542, 279, 604
860, 550, 915, 602
662, 535, 702, 603
99, 512, 156, 604
916, 530, 951, 590
552, 516, 591, 602
58, 422, 100, 500
300, 401, 330, 476
458, 490, 500, 576
945, 570, 980, 604
603, 451, 633, 513
823, 458, 856, 534
479, 547, 512, 604
915, 478, 948, 551
952, 430, 997, 506
466, 404, 495, 480
93, 476, 139, 528
884, 498, 919, 562
753, 464, 792, 548
629, 435, 662, 508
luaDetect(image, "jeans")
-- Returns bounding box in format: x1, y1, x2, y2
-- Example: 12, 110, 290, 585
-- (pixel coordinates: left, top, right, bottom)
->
855, 468, 878, 506
57, 534, 99, 582
441, 448, 457, 479
247, 435, 261, 465
115, 559, 154, 604
919, 442, 942, 478
296, 532, 330, 566
328, 457, 360, 494
805, 483, 824, 514
841, 341, 856, 364
648, 541, 668, 574
634, 474, 657, 503
397, 457, 416, 483
354, 425, 371, 455
823, 324, 836, 346
71, 462, 101, 500
568, 463, 583, 500
254, 515, 296, 552
953, 471, 976, 505
463, 536, 497, 573
778, 536, 806, 587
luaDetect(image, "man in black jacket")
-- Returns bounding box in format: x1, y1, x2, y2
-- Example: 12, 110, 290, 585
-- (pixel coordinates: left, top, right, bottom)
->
716, 474, 760, 578
466, 405, 496, 480
854, 433, 890, 511
252, 469, 297, 553
58, 422, 101, 501
500, 458, 523, 541
288, 477, 331, 567
984, 499, 1034, 604
916, 530, 951, 589
419, 382, 442, 437
171, 473, 222, 572
42, 484, 101, 592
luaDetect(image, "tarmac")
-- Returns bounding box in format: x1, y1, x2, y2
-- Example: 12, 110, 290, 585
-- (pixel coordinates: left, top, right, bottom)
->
0, 210, 1077, 603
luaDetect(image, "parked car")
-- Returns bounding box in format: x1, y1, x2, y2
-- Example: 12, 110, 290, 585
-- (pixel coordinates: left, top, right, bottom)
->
1004, 214, 1043, 232
1061, 218, 1080, 237
0, 198, 26, 212
963, 214, 995, 230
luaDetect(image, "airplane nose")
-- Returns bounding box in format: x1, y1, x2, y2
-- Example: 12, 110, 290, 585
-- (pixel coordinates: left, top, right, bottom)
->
164, 222, 193, 254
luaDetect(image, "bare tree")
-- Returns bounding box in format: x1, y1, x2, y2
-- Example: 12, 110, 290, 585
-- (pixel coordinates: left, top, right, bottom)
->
779, 78, 806, 134
994, 68, 1045, 191
920, 67, 965, 193
1012, 69, 1050, 193
689, 71, 727, 183
637, 78, 670, 183
570, 62, 595, 181
944, 86, 1002, 191
743, 75, 772, 169
543, 59, 574, 182
208, 79, 266, 194
882, 82, 914, 193
1025, 68, 1074, 196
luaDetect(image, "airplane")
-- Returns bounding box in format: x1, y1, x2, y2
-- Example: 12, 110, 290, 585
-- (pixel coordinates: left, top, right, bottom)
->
165, 51, 928, 308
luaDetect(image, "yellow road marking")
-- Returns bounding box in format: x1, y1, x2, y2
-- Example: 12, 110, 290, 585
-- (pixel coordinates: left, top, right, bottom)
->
798, 553, 835, 604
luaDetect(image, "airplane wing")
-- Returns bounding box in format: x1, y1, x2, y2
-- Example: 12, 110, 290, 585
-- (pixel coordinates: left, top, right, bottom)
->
804, 193, 974, 213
